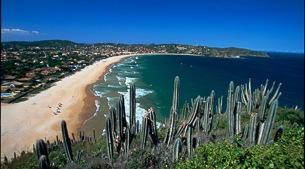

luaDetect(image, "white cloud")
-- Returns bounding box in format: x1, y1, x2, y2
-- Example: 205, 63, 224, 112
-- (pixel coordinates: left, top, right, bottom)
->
1, 28, 40, 35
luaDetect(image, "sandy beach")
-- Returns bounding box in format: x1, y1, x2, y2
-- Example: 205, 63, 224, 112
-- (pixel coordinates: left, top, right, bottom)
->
1, 54, 138, 160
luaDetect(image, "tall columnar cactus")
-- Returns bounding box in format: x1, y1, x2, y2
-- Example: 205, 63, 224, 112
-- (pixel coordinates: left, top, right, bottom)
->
217, 96, 223, 114
235, 102, 242, 134
117, 95, 127, 142
209, 90, 215, 115
149, 107, 159, 146
186, 125, 193, 158
248, 113, 258, 145
227, 81, 235, 139
164, 76, 180, 145
202, 96, 210, 133
39, 155, 50, 169
141, 115, 149, 149
165, 111, 177, 145
129, 82, 136, 132
105, 117, 114, 163
172, 76, 180, 114
124, 126, 130, 157
61, 120, 73, 162
268, 83, 282, 105
242, 124, 249, 140
261, 79, 269, 99
247, 99, 252, 115
36, 139, 49, 165
260, 99, 279, 144
202, 91, 215, 134
173, 138, 182, 162
259, 96, 268, 121
211, 117, 219, 133
110, 107, 117, 140
186, 96, 201, 125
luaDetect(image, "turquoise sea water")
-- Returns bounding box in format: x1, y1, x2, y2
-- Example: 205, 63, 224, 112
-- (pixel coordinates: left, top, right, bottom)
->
81, 52, 304, 137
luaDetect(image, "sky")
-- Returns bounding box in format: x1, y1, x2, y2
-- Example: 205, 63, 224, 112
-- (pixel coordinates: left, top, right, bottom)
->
1, 0, 304, 53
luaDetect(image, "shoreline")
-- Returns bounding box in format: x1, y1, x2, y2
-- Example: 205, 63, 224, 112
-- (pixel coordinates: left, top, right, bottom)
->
1, 53, 140, 160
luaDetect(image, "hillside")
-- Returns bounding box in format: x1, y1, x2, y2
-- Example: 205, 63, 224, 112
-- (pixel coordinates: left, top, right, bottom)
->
1, 40, 269, 57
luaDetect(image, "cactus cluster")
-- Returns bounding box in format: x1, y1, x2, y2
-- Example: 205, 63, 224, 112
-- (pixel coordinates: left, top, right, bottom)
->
26, 76, 284, 168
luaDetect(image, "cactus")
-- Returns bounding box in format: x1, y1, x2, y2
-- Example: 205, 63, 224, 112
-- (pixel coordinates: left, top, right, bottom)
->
71, 133, 76, 143
202, 97, 210, 133
217, 96, 223, 114
172, 76, 180, 114
110, 107, 117, 141
210, 117, 219, 133
165, 110, 177, 145
93, 129, 96, 143
39, 155, 50, 169
242, 124, 249, 140
3, 156, 8, 165
186, 96, 201, 126
261, 79, 269, 98
173, 138, 182, 162
257, 122, 265, 145
269, 83, 282, 105
227, 81, 235, 139
248, 113, 258, 145
75, 150, 84, 164
164, 76, 180, 145
247, 99, 252, 115
56, 135, 59, 145
274, 125, 284, 142
79, 131, 82, 142
36, 139, 49, 164
33, 144, 36, 153
141, 115, 149, 149
149, 107, 159, 146
105, 117, 114, 163
130, 82, 136, 132
186, 125, 193, 158
117, 95, 127, 143
261, 100, 279, 144
124, 126, 130, 157
175, 120, 187, 138
61, 120, 73, 162
235, 102, 242, 134
259, 96, 268, 122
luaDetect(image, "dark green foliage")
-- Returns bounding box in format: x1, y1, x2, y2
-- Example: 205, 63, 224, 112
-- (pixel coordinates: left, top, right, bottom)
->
175, 126, 304, 168
276, 107, 304, 126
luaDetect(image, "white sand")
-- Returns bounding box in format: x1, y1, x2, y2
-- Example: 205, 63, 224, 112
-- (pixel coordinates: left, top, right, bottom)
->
1, 54, 138, 160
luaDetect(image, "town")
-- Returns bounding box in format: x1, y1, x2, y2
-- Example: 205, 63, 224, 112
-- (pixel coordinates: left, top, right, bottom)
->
1, 40, 268, 103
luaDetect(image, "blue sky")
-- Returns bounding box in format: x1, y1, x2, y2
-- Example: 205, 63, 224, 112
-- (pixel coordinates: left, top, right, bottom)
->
1, 0, 304, 52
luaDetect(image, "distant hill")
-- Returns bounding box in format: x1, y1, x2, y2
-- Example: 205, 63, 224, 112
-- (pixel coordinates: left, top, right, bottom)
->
1, 40, 269, 57
1, 40, 78, 49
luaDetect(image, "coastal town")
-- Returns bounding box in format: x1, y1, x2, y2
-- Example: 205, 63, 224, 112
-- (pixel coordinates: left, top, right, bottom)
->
1, 40, 268, 103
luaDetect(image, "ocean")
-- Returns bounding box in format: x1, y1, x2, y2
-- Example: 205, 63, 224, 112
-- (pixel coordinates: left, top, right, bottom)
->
80, 52, 304, 137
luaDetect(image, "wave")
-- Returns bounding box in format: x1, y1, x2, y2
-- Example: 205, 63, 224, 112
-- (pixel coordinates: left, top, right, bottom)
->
125, 77, 138, 86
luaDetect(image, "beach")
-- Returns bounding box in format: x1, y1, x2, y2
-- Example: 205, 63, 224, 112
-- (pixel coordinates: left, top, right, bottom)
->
1, 54, 138, 160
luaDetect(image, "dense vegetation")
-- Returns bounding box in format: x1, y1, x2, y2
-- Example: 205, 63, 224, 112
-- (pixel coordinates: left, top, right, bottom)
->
1, 78, 303, 169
